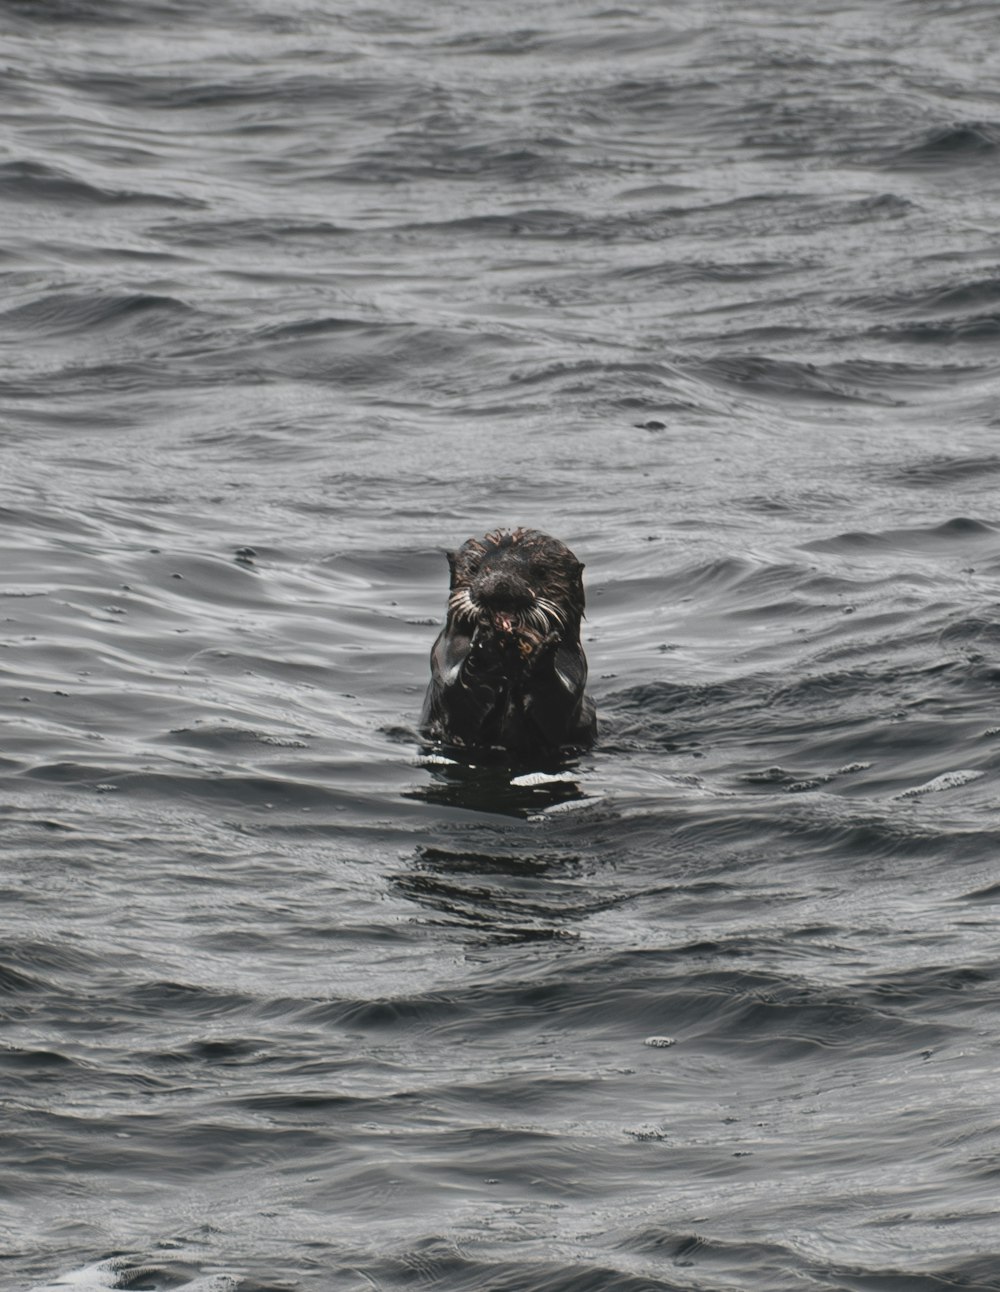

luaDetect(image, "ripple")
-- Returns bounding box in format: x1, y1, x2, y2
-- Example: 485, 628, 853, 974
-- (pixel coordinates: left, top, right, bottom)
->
0, 292, 202, 339
880, 121, 1000, 169
0, 159, 199, 207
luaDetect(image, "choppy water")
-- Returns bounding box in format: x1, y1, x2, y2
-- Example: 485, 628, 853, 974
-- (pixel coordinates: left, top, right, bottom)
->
5, 1, 1000, 1289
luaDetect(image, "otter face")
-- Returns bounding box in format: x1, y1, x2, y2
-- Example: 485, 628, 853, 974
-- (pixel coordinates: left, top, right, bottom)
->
445, 527, 585, 640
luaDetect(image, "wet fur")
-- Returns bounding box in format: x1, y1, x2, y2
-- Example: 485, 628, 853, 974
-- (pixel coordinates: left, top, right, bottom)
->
420, 528, 597, 758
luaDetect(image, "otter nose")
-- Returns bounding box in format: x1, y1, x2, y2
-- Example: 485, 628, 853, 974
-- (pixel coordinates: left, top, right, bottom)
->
474, 569, 533, 608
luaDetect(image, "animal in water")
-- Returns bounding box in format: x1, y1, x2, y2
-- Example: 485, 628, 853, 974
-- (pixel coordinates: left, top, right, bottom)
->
420, 527, 597, 759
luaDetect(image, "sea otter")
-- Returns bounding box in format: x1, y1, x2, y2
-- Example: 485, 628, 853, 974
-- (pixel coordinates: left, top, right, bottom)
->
420, 527, 597, 759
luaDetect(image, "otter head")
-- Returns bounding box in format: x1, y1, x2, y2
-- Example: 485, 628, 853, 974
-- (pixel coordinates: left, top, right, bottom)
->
445, 527, 586, 639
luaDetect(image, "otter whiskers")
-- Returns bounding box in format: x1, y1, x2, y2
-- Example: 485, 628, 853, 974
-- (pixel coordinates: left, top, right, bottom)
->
449, 591, 557, 637
534, 596, 566, 633
447, 587, 479, 628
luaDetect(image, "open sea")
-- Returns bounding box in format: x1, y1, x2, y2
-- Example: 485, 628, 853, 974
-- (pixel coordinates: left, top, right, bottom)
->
5, 1, 1000, 1289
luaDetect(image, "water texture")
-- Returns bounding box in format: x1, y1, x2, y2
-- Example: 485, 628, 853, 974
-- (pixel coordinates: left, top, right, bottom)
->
4, 1, 1000, 1289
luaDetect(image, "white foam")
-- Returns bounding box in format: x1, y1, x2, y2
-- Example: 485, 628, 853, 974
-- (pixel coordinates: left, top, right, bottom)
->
896, 769, 985, 799
31, 1258, 141, 1290
510, 770, 579, 786
30, 1261, 239, 1292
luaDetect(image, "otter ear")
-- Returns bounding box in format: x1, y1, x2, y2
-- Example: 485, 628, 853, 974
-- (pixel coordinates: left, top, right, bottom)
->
573, 559, 586, 611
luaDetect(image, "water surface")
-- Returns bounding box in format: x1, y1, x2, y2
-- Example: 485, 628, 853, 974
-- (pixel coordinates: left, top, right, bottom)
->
5, 2, 1000, 1289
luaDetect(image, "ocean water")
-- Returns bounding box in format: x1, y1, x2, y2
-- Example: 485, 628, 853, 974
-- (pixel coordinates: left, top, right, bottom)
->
5, 1, 1000, 1289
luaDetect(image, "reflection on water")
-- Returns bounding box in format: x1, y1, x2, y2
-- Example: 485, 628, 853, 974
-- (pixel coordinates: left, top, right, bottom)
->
408, 754, 593, 818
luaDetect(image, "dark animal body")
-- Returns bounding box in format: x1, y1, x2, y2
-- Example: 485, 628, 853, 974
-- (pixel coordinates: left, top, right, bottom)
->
420, 528, 597, 759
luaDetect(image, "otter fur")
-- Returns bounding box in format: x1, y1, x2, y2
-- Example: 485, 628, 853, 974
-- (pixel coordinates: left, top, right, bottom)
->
420, 527, 597, 758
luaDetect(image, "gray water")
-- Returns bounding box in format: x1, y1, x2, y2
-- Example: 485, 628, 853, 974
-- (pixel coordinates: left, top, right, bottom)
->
5, 2, 1000, 1289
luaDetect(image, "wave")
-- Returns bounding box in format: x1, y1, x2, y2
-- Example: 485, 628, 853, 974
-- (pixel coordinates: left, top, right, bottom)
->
0, 158, 199, 207
878, 121, 1000, 169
